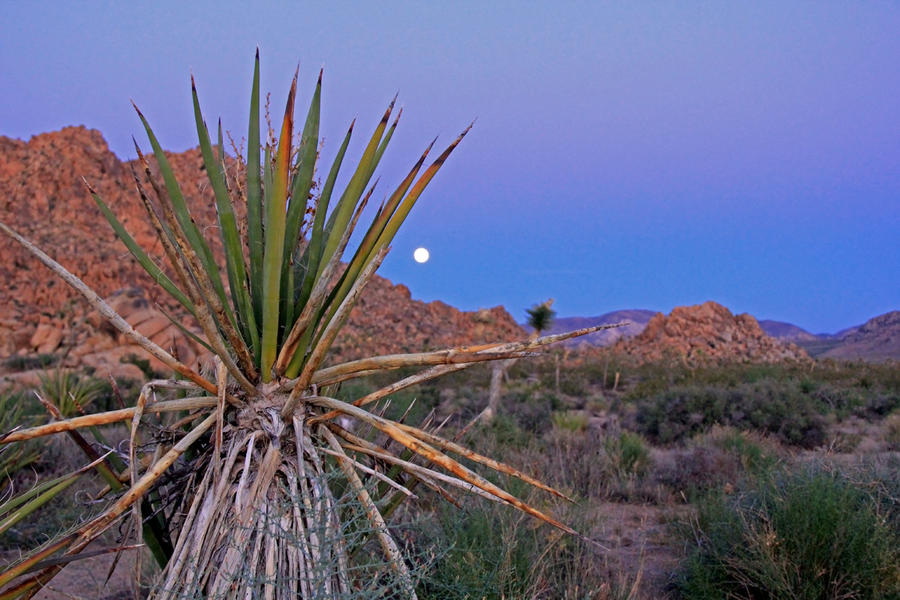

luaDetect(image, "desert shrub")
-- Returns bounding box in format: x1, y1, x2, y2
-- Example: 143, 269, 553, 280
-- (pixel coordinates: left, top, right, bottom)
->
676, 466, 900, 599
503, 387, 555, 435
654, 428, 781, 499
551, 410, 588, 432
37, 369, 105, 417
417, 491, 631, 599
0, 392, 39, 479
483, 413, 532, 448
540, 427, 607, 499
885, 413, 900, 451
635, 380, 827, 447
710, 427, 781, 477
2, 353, 59, 372
857, 390, 900, 418
604, 431, 652, 479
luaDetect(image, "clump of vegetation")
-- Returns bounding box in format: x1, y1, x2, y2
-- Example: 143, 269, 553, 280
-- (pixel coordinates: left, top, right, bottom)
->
0, 392, 38, 479
37, 369, 105, 417
604, 431, 652, 479
676, 465, 900, 599
418, 491, 634, 599
634, 380, 828, 447
2, 353, 58, 372
551, 410, 589, 432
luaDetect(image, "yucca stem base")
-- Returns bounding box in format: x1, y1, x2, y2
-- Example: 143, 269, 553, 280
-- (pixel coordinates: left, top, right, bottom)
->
152, 395, 415, 600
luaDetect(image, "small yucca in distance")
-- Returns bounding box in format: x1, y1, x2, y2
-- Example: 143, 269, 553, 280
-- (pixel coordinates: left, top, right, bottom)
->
0, 52, 616, 598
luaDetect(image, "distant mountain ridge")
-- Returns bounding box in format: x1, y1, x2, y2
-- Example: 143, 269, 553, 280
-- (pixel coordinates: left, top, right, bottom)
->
520, 309, 656, 347
759, 314, 899, 361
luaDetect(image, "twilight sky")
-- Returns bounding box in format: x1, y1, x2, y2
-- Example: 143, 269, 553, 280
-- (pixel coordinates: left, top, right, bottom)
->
2, 2, 898, 333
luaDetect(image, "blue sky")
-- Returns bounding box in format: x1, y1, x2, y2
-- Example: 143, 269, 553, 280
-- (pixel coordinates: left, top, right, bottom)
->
2, 2, 898, 333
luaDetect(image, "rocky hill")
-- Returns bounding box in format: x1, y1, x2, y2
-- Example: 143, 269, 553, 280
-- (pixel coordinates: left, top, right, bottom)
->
615, 301, 809, 364
0, 127, 525, 376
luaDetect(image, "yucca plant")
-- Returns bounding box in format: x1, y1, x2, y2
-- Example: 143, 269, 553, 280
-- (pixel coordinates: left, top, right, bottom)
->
0, 53, 616, 598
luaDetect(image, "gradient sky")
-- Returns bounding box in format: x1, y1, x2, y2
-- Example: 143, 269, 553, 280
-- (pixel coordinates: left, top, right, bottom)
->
2, 2, 898, 334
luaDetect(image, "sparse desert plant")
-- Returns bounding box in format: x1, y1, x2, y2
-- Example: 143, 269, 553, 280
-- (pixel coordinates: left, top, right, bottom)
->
551, 410, 589, 433
0, 392, 39, 480
604, 431, 652, 480
0, 54, 606, 598
2, 353, 59, 372
653, 427, 782, 499
676, 465, 900, 599
885, 412, 900, 451
417, 487, 629, 600
37, 368, 105, 417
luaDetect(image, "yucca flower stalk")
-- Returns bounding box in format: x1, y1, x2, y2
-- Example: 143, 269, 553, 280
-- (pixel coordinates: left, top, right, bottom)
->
0, 53, 619, 599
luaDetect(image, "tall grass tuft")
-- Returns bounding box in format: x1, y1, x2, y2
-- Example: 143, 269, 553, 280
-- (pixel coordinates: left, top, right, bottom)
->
677, 465, 900, 599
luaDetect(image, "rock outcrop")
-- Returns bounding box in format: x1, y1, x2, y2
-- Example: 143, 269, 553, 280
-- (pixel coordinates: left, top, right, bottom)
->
615, 301, 809, 364
0, 127, 526, 378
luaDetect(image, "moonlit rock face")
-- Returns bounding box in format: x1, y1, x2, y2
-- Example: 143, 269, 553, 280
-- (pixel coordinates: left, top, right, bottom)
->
413, 247, 430, 263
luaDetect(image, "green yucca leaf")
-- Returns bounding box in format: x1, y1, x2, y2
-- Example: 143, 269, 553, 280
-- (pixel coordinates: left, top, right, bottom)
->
277, 102, 398, 378
326, 140, 435, 320
367, 124, 472, 263
191, 77, 259, 359
370, 107, 401, 181
294, 119, 354, 312
284, 70, 321, 259
318, 98, 395, 279
305, 128, 470, 369
247, 50, 264, 336
280, 70, 321, 332
260, 72, 297, 381
132, 105, 232, 319
88, 187, 194, 314
0, 466, 85, 536
216, 118, 225, 163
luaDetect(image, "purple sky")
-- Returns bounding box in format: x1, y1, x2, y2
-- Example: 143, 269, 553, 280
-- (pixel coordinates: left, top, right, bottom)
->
2, 2, 898, 333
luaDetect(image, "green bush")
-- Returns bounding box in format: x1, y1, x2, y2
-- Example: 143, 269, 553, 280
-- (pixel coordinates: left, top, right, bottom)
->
551, 410, 588, 432
677, 466, 900, 599
2, 353, 59, 372
635, 380, 827, 447
605, 431, 652, 479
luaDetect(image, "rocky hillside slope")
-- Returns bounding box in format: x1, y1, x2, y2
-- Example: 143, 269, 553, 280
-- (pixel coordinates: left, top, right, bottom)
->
0, 127, 525, 376
759, 313, 899, 361
818, 311, 900, 362
615, 301, 809, 363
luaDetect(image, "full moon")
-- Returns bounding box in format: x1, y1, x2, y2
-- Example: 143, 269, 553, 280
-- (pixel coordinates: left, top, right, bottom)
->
413, 247, 430, 263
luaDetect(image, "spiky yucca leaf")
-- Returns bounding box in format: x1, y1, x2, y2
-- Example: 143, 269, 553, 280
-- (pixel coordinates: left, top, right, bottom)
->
0, 53, 621, 599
